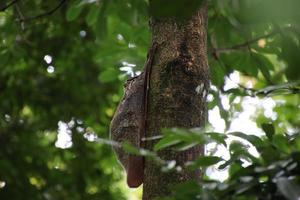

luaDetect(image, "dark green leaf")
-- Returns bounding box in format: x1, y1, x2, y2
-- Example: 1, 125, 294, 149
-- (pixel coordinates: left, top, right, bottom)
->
272, 134, 291, 154
187, 156, 223, 169
98, 68, 119, 83
229, 132, 264, 148
66, 0, 83, 21
281, 35, 300, 81
261, 123, 275, 140
86, 5, 100, 26
149, 0, 204, 19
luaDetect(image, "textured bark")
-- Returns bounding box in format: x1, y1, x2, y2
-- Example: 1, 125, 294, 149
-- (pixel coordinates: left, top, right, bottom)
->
143, 4, 209, 200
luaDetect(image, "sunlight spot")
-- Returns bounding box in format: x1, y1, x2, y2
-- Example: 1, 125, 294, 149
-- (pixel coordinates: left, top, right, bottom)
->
86, 185, 98, 194
208, 107, 226, 132
79, 30, 87, 38
76, 119, 83, 124
202, 89, 207, 98
233, 96, 241, 104
162, 160, 176, 172
128, 43, 136, 48
44, 55, 52, 64
258, 39, 266, 48
76, 126, 84, 133
229, 97, 264, 137
135, 71, 141, 76
105, 108, 114, 117
122, 61, 136, 68
47, 66, 55, 73
29, 176, 45, 189
68, 119, 75, 129
55, 121, 72, 149
0, 181, 6, 188
4, 114, 11, 122
120, 67, 134, 77
195, 83, 204, 94
224, 71, 240, 91
206, 164, 229, 181
262, 98, 277, 120
207, 94, 214, 102
117, 34, 124, 41
120, 61, 136, 77
84, 132, 98, 142
287, 127, 296, 135
176, 166, 182, 172
206, 141, 230, 182
83, 0, 98, 3
221, 95, 230, 110
210, 85, 218, 92
245, 80, 253, 88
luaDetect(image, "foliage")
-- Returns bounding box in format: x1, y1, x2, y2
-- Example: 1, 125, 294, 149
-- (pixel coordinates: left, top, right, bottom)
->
154, 127, 300, 200
0, 0, 299, 200
0, 0, 149, 199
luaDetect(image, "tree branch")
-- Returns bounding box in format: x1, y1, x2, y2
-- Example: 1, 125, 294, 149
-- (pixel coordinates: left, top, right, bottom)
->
0, 0, 19, 12
16, 0, 66, 22
212, 31, 278, 56
223, 79, 300, 97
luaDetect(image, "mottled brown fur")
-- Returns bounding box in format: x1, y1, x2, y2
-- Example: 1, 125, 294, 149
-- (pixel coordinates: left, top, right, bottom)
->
110, 74, 145, 188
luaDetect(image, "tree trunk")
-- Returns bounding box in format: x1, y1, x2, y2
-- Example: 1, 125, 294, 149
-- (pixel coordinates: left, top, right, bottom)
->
143, 3, 209, 200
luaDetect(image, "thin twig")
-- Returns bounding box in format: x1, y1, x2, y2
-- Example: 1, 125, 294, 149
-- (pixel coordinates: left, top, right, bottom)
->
15, 2, 25, 30
216, 58, 300, 97
0, 0, 19, 12
212, 31, 278, 56
16, 0, 66, 22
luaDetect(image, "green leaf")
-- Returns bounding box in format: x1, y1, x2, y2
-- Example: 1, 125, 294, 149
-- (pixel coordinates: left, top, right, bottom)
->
219, 154, 239, 170
210, 59, 225, 88
281, 35, 300, 81
294, 136, 300, 151
206, 132, 227, 147
229, 132, 264, 148
154, 136, 181, 151
149, 0, 204, 19
221, 53, 258, 76
235, 0, 300, 23
175, 142, 199, 151
86, 5, 100, 26
252, 53, 274, 82
122, 141, 140, 155
261, 123, 275, 140
154, 128, 207, 151
66, 1, 83, 21
187, 156, 223, 169
94, 1, 108, 39
260, 146, 279, 163
272, 134, 291, 154
98, 68, 118, 83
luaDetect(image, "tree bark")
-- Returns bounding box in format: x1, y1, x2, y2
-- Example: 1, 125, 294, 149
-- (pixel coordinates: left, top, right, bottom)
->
143, 3, 209, 200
